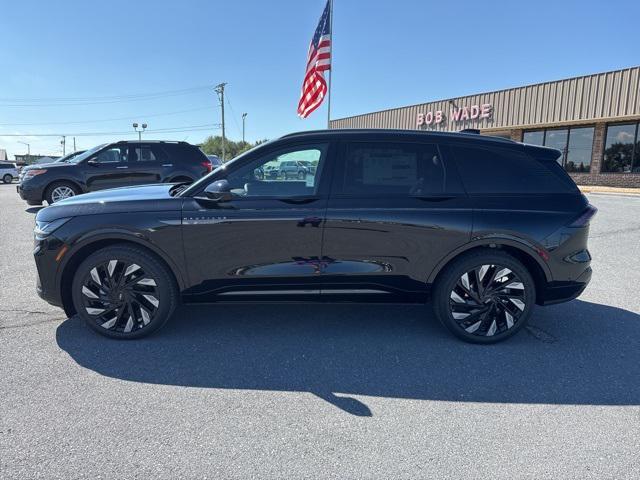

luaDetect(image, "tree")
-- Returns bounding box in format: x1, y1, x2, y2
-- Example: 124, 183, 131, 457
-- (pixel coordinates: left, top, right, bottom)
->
200, 136, 269, 160
602, 142, 634, 172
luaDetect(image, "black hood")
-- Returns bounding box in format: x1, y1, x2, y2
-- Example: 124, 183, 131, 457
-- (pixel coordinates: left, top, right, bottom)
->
36, 184, 182, 222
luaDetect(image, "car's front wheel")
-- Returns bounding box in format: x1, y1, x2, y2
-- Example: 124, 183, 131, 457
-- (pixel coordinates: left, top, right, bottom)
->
71, 245, 179, 339
45, 181, 79, 204
2, 174, 13, 184
432, 250, 536, 344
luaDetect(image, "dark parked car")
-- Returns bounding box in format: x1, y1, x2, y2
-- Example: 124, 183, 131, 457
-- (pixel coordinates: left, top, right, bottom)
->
18, 140, 211, 205
33, 129, 594, 343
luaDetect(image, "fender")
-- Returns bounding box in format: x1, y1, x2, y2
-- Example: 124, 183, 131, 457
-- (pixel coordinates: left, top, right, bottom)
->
164, 170, 195, 183
57, 228, 189, 291
426, 235, 553, 284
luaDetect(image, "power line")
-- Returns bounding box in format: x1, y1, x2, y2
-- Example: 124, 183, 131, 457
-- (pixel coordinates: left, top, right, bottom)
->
0, 106, 215, 126
225, 92, 243, 139
0, 123, 221, 137
0, 85, 212, 107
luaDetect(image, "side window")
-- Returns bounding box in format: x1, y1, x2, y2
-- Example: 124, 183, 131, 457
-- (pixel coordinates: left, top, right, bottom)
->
340, 142, 444, 195
95, 146, 127, 164
133, 145, 166, 163
225, 144, 327, 197
450, 144, 572, 194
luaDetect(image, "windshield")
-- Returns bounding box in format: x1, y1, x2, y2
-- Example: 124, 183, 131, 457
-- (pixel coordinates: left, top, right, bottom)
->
68, 143, 107, 163
180, 140, 275, 197
57, 150, 86, 163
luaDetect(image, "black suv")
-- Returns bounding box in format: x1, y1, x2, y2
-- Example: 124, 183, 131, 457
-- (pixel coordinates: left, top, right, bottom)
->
33, 129, 595, 343
18, 140, 211, 205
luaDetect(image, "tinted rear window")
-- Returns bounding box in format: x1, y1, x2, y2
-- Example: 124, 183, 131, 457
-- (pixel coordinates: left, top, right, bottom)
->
340, 142, 445, 195
450, 144, 577, 194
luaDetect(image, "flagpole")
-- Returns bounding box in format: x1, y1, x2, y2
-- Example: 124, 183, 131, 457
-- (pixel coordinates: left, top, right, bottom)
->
326, 0, 334, 129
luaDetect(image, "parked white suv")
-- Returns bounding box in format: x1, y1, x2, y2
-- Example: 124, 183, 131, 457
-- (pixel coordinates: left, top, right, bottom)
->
0, 161, 19, 184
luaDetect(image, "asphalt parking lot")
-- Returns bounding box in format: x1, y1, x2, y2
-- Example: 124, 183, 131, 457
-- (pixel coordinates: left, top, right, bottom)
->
1, 184, 639, 479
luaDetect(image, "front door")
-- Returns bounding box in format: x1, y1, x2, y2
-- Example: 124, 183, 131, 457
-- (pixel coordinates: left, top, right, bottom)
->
84, 145, 132, 191
320, 139, 472, 301
181, 142, 332, 302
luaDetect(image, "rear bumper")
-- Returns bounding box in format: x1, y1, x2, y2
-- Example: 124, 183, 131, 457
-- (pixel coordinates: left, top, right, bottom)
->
537, 267, 592, 306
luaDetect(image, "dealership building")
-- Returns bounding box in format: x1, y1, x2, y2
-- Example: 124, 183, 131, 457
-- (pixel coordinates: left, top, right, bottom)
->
330, 66, 640, 188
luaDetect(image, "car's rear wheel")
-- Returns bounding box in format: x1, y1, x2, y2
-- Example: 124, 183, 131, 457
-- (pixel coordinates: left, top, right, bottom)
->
71, 245, 178, 339
297, 171, 306, 180
45, 181, 79, 204
432, 250, 535, 344
2, 174, 12, 184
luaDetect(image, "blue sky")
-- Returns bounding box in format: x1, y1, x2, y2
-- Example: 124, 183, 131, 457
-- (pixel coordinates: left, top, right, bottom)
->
1, 0, 638, 158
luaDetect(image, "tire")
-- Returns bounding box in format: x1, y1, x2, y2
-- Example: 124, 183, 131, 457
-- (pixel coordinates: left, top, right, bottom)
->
45, 181, 79, 204
2, 174, 12, 184
432, 250, 536, 344
297, 171, 306, 180
71, 245, 179, 339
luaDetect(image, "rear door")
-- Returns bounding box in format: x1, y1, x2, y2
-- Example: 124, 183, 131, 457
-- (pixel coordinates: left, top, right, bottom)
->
320, 138, 473, 301
128, 143, 165, 185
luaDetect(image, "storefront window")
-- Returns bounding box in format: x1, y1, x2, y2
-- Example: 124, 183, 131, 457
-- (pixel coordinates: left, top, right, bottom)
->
566, 127, 594, 173
523, 130, 544, 146
545, 129, 569, 166
523, 127, 594, 172
602, 123, 638, 173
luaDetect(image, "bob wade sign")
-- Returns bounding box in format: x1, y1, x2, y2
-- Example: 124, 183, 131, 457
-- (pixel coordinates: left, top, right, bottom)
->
417, 103, 493, 127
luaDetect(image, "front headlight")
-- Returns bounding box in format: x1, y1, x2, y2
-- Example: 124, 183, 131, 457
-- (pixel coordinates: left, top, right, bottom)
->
24, 169, 48, 179
34, 217, 71, 238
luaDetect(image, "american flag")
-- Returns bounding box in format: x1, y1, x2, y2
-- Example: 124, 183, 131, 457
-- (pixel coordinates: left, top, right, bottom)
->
297, 1, 332, 119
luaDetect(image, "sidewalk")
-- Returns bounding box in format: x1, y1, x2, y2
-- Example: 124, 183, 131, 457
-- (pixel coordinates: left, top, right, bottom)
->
578, 185, 640, 196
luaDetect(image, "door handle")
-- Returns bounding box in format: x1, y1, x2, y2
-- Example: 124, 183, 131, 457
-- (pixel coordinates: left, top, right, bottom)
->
116, 166, 129, 169
278, 197, 319, 205
162, 164, 173, 167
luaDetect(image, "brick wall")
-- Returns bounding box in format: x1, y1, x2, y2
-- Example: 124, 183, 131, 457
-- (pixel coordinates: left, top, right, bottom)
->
569, 173, 640, 187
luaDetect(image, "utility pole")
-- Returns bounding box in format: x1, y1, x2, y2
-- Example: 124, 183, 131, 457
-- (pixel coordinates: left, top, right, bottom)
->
214, 83, 227, 161
61, 136, 66, 156
73, 137, 76, 152
242, 113, 247, 144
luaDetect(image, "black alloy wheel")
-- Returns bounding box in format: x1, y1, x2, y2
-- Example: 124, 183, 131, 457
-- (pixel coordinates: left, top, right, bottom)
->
433, 251, 535, 343
72, 245, 178, 339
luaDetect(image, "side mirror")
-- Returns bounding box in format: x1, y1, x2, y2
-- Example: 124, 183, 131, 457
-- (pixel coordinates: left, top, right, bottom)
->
87, 158, 99, 166
203, 179, 233, 202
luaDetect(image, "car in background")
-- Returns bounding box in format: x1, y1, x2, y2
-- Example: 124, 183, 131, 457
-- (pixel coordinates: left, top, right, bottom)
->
279, 160, 314, 180
206, 155, 222, 170
18, 140, 211, 205
19, 150, 86, 183
32, 129, 594, 343
0, 161, 19, 184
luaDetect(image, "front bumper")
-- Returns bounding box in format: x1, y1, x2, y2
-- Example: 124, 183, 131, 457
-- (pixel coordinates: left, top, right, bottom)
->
538, 266, 592, 306
17, 183, 44, 205
34, 236, 65, 308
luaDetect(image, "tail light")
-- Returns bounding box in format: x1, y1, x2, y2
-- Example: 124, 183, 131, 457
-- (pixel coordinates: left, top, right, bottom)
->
569, 204, 597, 227
201, 160, 213, 173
